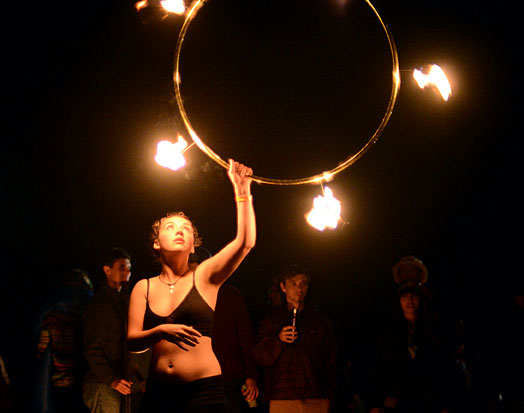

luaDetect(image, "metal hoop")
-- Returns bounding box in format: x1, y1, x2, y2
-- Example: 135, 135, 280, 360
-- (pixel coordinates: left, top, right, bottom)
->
173, 0, 400, 185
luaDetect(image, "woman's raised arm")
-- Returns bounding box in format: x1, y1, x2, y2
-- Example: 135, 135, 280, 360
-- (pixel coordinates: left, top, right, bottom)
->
198, 159, 256, 286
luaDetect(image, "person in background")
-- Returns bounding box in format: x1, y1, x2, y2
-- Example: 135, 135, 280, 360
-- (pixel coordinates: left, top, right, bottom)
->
493, 283, 524, 413
82, 248, 132, 413
253, 264, 337, 413
267, 276, 283, 309
370, 256, 451, 413
213, 284, 259, 412
35, 268, 93, 413
0, 355, 13, 412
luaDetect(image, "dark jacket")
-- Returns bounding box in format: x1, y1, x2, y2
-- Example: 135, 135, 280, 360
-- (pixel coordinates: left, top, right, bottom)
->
372, 318, 450, 412
82, 283, 129, 386
252, 304, 337, 401
212, 285, 258, 382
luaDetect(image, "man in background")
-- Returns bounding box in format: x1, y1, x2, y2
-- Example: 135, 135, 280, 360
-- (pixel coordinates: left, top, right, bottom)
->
253, 264, 337, 413
82, 248, 132, 413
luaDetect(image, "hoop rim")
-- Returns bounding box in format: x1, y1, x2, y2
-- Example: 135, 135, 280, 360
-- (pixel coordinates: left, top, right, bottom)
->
173, 0, 400, 185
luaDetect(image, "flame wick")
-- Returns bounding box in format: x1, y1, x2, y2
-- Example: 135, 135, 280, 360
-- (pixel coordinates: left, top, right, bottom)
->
181, 141, 196, 154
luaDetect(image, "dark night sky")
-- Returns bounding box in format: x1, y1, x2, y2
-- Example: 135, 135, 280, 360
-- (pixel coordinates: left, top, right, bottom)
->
3, 0, 522, 407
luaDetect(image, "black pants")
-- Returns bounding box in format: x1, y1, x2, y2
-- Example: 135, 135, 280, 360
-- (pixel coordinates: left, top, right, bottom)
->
140, 375, 227, 413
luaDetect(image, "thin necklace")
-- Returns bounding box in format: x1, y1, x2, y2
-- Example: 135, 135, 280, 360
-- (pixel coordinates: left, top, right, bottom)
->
158, 268, 190, 294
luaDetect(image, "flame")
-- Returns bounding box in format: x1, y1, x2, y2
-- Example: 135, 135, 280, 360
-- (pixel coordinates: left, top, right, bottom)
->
413, 64, 451, 101
160, 0, 185, 14
306, 187, 342, 231
135, 0, 185, 15
155, 137, 189, 171
135, 0, 148, 11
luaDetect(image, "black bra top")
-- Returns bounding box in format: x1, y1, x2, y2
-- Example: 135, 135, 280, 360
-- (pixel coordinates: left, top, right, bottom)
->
143, 272, 214, 337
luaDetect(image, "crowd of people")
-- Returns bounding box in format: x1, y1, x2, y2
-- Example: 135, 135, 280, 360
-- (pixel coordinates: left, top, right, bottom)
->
20, 253, 522, 413
1, 160, 522, 412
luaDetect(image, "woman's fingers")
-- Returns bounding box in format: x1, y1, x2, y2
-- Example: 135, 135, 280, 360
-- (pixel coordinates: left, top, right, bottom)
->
228, 159, 252, 178
164, 324, 202, 348
169, 335, 197, 350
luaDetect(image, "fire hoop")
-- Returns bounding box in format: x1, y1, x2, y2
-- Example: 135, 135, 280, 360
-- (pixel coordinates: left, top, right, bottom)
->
173, 0, 400, 185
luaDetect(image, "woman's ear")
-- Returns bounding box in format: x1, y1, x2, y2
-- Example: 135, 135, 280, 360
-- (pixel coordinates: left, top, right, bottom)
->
153, 239, 160, 250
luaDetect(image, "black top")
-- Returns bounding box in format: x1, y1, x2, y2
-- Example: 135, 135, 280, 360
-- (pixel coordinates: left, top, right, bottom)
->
143, 273, 214, 337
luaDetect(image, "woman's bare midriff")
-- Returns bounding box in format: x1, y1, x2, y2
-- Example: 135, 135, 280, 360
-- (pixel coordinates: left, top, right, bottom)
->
149, 336, 221, 383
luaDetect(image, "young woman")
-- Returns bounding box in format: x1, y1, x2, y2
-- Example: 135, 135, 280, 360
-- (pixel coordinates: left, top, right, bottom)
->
127, 159, 255, 412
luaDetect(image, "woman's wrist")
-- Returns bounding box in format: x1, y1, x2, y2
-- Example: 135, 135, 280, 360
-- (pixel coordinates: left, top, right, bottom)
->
233, 184, 251, 195
155, 325, 167, 341
234, 186, 252, 200
235, 194, 253, 203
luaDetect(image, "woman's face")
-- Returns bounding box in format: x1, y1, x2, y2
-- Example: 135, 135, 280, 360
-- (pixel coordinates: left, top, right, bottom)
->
400, 292, 420, 320
154, 215, 195, 254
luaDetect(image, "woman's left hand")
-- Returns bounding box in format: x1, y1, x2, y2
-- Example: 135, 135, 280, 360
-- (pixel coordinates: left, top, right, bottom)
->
228, 159, 253, 192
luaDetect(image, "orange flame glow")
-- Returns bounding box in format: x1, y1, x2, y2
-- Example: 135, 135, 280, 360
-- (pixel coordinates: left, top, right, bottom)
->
135, 0, 148, 11
306, 187, 342, 231
155, 137, 189, 171
413, 64, 451, 101
160, 0, 185, 14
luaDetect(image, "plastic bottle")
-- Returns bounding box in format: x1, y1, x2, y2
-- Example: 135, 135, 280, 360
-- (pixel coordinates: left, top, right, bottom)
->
241, 384, 258, 408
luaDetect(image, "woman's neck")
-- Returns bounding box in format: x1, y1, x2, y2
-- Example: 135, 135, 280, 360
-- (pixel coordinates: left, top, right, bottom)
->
160, 255, 191, 282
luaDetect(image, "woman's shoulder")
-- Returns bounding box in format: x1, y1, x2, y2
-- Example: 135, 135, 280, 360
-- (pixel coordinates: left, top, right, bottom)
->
131, 277, 157, 295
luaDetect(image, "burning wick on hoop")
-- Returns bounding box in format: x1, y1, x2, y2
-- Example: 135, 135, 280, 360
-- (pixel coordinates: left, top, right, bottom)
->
135, 0, 186, 15
413, 64, 452, 101
155, 136, 195, 171
306, 185, 342, 231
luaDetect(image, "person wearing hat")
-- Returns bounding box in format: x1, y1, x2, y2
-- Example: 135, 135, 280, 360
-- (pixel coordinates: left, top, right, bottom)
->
370, 258, 450, 413
392, 256, 429, 287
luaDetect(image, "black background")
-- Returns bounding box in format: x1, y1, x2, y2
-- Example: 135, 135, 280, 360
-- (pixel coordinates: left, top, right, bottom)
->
3, 0, 521, 409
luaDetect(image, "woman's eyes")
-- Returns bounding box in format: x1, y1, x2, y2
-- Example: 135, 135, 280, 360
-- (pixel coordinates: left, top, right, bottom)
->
165, 224, 191, 232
